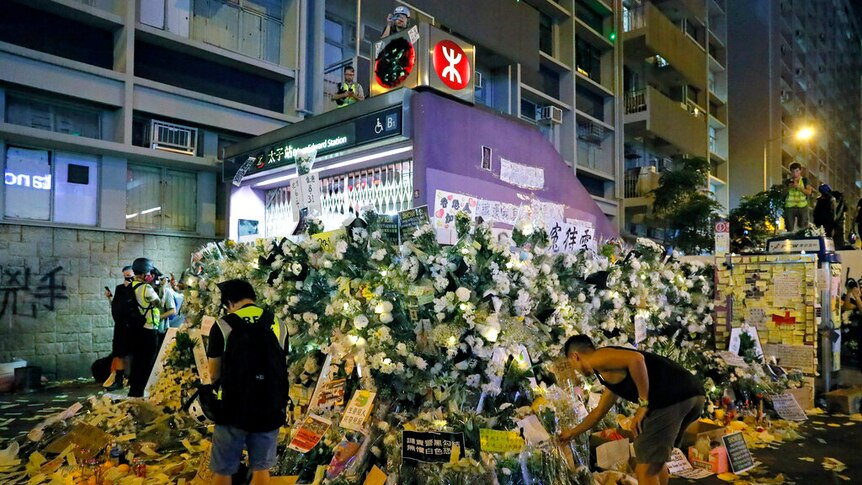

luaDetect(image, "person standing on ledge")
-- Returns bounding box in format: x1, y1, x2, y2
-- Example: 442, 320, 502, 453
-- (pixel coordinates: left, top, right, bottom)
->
557, 335, 705, 485
332, 66, 365, 108
381, 5, 411, 38
784, 162, 814, 232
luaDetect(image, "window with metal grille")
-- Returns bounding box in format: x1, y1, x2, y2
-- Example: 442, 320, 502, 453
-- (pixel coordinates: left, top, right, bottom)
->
263, 160, 414, 237
126, 164, 197, 232
150, 120, 198, 155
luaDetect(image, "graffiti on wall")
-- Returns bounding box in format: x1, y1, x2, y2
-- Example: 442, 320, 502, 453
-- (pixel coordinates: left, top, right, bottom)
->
0, 265, 67, 318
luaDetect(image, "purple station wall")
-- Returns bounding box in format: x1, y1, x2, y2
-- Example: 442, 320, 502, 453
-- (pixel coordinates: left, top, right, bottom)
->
410, 91, 617, 240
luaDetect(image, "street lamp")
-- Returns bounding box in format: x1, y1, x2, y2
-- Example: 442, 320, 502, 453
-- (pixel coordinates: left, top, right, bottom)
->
762, 125, 816, 190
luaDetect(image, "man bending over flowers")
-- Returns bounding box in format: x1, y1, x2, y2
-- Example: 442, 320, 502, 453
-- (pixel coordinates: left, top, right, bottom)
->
558, 335, 704, 485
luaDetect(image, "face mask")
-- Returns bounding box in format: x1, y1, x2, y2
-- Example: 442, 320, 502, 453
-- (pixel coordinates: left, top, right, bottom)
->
145, 274, 155, 284
124, 276, 134, 282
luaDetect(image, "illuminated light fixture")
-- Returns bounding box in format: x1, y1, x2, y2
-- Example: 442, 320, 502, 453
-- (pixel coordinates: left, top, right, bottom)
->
795, 125, 815, 141
126, 206, 162, 219
253, 146, 412, 188
609, 31, 617, 41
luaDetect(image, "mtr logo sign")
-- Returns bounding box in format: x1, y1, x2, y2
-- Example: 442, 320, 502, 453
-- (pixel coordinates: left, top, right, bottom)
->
432, 40, 470, 90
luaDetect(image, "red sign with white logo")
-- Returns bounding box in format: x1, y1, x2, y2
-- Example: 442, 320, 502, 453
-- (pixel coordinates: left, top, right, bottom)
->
432, 40, 471, 90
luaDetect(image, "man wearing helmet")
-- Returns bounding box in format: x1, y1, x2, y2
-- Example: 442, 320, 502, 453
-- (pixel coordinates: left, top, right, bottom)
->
382, 5, 411, 38
127, 258, 162, 397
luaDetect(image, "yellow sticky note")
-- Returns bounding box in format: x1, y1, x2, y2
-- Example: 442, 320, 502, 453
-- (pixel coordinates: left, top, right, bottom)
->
271, 477, 300, 485
363, 466, 388, 485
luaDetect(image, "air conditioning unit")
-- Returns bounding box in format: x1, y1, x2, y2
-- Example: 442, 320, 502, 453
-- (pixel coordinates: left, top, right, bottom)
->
150, 120, 197, 155
474, 71, 484, 89
538, 106, 563, 124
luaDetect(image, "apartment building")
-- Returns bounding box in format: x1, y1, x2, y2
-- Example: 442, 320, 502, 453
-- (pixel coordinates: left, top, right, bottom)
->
317, 0, 624, 226
621, 0, 729, 239
728, 0, 862, 216
0, 0, 305, 377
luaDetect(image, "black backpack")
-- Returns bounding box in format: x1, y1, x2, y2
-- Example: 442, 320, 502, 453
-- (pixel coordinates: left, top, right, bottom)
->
111, 282, 152, 329
219, 310, 288, 432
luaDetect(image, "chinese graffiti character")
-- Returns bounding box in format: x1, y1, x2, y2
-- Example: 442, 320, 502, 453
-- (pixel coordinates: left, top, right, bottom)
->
0, 265, 66, 318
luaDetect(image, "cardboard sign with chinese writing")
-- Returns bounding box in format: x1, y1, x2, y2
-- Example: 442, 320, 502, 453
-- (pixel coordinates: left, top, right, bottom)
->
479, 428, 524, 453
402, 431, 465, 463
399, 206, 430, 239
290, 172, 322, 217
768, 392, 807, 421
722, 431, 754, 474
312, 228, 347, 253
288, 414, 332, 453
547, 219, 596, 253
316, 378, 346, 408
340, 390, 376, 431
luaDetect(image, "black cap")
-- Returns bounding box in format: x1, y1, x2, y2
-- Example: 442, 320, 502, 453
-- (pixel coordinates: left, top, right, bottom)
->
217, 279, 256, 306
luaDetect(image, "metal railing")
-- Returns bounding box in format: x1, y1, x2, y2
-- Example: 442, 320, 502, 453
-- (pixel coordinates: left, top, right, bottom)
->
624, 89, 647, 114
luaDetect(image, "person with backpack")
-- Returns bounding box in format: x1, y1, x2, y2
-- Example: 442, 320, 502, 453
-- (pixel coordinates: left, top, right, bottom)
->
126, 258, 162, 398
102, 265, 135, 390
206, 279, 288, 485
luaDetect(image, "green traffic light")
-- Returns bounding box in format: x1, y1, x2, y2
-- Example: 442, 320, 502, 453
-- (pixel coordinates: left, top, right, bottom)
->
609, 31, 617, 41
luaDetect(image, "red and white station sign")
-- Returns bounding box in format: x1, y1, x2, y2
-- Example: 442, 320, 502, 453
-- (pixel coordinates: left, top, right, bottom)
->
432, 40, 471, 90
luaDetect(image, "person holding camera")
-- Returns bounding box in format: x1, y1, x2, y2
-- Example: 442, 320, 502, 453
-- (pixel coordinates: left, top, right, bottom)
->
332, 66, 365, 108
381, 5, 411, 38
784, 162, 813, 232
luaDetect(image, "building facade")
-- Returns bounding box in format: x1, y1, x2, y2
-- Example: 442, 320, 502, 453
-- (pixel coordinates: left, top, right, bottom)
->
728, 0, 862, 216
319, 0, 625, 226
621, 0, 730, 239
0, 0, 304, 377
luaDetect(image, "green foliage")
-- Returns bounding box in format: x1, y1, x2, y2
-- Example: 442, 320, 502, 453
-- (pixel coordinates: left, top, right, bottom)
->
728, 185, 786, 251
651, 157, 723, 254
165, 331, 197, 369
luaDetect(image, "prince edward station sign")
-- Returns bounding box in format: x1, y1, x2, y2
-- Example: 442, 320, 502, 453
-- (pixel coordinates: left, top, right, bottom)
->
244, 105, 403, 177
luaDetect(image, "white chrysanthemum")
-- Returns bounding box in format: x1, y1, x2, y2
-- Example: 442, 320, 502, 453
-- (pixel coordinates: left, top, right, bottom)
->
353, 314, 369, 329
455, 287, 471, 302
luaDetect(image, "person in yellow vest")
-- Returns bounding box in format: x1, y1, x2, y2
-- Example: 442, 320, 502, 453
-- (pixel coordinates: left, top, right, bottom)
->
207, 279, 288, 485
332, 66, 365, 107
127, 258, 161, 398
784, 162, 813, 232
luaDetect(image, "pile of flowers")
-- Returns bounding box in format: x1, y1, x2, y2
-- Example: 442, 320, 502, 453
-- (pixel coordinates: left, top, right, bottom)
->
175, 211, 791, 483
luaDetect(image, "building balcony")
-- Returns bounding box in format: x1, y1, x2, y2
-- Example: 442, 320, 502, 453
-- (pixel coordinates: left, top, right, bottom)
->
623, 86, 708, 158
623, 3, 707, 90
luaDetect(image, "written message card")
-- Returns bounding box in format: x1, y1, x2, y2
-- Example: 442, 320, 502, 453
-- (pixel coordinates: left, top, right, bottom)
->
479, 428, 525, 453
288, 415, 332, 453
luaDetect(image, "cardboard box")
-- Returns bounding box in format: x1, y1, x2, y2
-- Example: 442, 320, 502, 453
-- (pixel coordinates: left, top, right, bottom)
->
824, 387, 862, 414
787, 385, 814, 410
688, 446, 728, 474
681, 420, 726, 449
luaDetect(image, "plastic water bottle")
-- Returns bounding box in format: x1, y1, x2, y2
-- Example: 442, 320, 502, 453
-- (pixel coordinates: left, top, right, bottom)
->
109, 442, 121, 467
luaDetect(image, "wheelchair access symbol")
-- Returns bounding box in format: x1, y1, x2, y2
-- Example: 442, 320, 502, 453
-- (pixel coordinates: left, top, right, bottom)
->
374, 118, 384, 134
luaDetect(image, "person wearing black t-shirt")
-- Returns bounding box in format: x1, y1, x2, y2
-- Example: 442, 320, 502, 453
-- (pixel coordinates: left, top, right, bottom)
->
558, 335, 704, 485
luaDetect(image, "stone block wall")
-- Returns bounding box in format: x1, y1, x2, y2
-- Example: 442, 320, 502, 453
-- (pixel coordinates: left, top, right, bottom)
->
0, 224, 213, 379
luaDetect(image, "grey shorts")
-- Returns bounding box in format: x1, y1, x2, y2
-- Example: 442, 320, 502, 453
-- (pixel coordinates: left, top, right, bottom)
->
210, 424, 279, 475
633, 395, 705, 464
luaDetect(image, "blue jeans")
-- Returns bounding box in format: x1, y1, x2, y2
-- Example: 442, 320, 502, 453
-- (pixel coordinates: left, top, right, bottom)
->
210, 424, 279, 475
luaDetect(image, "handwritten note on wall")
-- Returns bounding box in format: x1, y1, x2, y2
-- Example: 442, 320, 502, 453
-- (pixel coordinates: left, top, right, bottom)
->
500, 159, 544, 190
